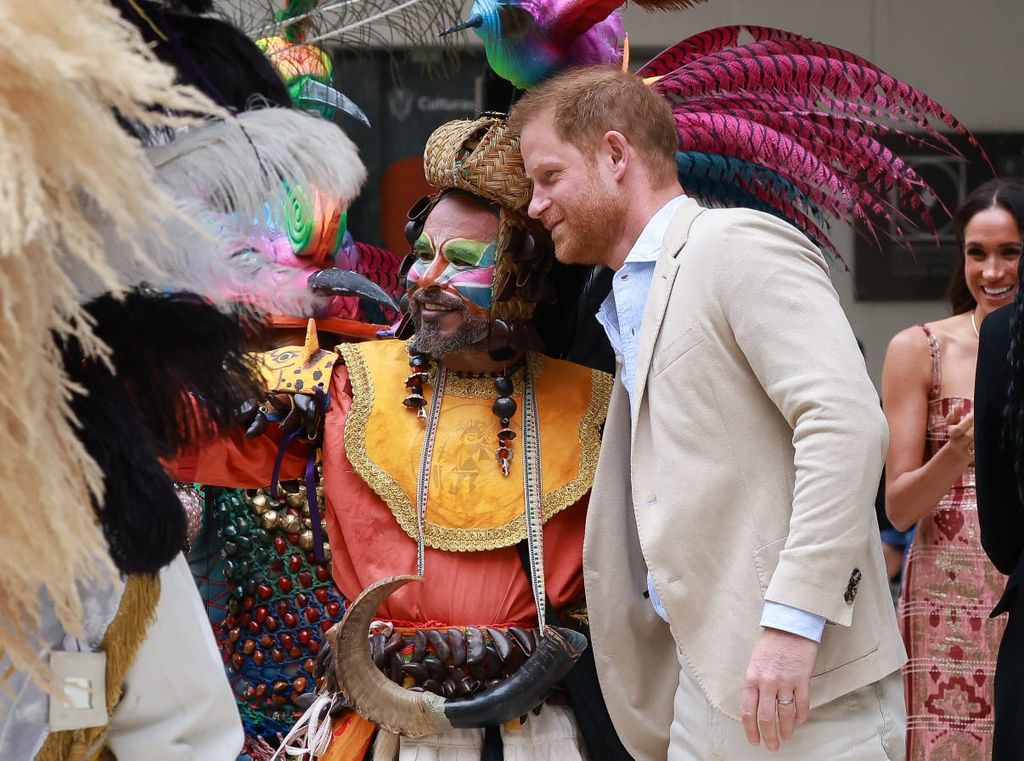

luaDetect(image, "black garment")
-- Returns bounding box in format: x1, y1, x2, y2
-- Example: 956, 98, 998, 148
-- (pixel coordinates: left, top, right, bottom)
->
975, 303, 1024, 761
564, 267, 616, 374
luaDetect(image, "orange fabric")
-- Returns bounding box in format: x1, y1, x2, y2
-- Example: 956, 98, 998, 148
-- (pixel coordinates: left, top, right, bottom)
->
173, 427, 308, 488
354, 339, 596, 533
321, 712, 376, 761
174, 352, 589, 629
324, 363, 587, 627
380, 157, 433, 257
266, 314, 387, 339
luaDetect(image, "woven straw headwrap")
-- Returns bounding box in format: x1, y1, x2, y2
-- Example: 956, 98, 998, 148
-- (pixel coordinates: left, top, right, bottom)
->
422, 114, 551, 322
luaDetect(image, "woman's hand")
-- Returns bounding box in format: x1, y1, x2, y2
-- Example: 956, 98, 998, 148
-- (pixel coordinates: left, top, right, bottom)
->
945, 409, 975, 464
883, 326, 976, 531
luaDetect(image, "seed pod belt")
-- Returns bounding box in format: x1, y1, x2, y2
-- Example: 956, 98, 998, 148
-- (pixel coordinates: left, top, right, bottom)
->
413, 356, 547, 634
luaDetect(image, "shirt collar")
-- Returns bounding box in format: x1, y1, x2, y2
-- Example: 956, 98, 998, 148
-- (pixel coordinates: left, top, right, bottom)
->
621, 194, 688, 267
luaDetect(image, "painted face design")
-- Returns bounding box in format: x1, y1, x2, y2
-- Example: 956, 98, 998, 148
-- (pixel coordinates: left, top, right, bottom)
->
405, 232, 498, 314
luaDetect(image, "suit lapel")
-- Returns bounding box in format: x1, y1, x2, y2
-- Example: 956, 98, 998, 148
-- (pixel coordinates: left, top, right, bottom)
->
631, 199, 702, 412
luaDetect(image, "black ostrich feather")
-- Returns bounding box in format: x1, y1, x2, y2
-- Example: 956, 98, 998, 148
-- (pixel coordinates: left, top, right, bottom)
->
60, 289, 264, 573
79, 290, 264, 456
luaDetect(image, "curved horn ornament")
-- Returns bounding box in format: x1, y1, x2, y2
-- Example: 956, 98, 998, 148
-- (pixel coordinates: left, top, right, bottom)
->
308, 268, 400, 312
331, 575, 589, 737
330, 575, 448, 737
444, 624, 586, 728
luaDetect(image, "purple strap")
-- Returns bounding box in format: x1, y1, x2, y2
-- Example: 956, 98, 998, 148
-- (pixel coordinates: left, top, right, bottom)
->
270, 388, 327, 561
305, 452, 325, 563
307, 387, 327, 562
270, 428, 305, 499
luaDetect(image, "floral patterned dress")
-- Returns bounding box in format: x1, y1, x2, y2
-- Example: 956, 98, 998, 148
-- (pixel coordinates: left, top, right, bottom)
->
899, 324, 1007, 759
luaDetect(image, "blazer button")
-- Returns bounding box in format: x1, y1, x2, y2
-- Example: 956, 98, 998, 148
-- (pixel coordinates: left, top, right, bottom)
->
843, 568, 862, 604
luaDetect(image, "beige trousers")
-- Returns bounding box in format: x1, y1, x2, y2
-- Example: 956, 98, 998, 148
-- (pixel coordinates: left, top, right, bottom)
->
669, 659, 905, 761
397, 705, 587, 761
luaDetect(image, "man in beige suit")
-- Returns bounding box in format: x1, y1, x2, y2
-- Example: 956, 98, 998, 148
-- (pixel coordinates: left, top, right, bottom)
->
511, 67, 906, 760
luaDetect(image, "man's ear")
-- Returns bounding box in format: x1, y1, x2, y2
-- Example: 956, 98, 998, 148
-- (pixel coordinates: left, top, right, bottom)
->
603, 130, 630, 179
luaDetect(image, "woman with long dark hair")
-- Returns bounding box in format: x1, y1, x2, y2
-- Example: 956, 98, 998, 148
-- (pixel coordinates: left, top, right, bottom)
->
882, 178, 1024, 760
974, 180, 1024, 761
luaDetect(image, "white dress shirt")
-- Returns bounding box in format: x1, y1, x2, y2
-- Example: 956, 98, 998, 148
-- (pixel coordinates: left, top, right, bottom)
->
595, 195, 826, 643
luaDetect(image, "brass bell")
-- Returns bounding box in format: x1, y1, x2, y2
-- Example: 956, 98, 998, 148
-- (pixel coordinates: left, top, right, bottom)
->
285, 491, 305, 509
250, 493, 268, 513
261, 510, 279, 530
298, 530, 315, 550
281, 513, 302, 534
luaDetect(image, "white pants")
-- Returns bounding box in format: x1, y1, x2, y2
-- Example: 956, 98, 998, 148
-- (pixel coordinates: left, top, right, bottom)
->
669, 660, 905, 761
397, 705, 587, 761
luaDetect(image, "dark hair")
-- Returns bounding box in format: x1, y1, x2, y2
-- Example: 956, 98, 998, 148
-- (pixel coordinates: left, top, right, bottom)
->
946, 179, 1024, 314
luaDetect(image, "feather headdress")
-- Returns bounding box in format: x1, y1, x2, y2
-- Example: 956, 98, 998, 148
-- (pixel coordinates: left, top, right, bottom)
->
149, 109, 366, 223
116, 1, 399, 340
452, 4, 973, 258
642, 25, 974, 256
0, 0, 220, 684
214, 0, 467, 49
68, 111, 368, 313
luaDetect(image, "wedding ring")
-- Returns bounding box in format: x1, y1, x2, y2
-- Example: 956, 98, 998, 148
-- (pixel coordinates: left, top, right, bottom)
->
777, 697, 795, 706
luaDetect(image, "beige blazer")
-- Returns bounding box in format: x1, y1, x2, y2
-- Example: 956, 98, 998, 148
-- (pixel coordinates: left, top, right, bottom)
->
583, 199, 906, 761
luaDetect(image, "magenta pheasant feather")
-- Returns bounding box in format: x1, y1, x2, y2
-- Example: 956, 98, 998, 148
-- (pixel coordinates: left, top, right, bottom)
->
450, 1, 976, 257
644, 24, 977, 255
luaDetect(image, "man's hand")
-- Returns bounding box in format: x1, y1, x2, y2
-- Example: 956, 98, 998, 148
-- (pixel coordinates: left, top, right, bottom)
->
740, 628, 820, 751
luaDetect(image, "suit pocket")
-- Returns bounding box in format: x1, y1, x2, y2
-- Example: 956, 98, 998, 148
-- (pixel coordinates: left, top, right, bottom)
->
753, 536, 881, 676
811, 601, 880, 677
752, 536, 788, 593
651, 322, 705, 378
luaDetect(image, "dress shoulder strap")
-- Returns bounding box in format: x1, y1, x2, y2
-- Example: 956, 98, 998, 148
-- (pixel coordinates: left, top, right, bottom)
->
918, 323, 941, 400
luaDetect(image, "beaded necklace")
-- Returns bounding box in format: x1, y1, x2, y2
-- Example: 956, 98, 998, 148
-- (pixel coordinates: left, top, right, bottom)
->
403, 350, 548, 634
404, 353, 525, 477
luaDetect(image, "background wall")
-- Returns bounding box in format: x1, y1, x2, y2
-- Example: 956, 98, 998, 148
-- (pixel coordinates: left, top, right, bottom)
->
293, 0, 1024, 385
619, 0, 1024, 385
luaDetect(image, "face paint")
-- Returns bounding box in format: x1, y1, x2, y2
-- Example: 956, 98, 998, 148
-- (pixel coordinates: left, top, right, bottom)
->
406, 233, 497, 314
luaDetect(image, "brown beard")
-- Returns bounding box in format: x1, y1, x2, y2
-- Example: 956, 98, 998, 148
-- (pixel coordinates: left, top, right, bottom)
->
550, 174, 627, 267
409, 305, 490, 358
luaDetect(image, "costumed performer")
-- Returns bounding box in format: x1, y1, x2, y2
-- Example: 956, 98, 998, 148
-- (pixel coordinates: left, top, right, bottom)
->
0, 0, 250, 758
176, 113, 616, 761
1, 1, 386, 758
161, 8, 404, 755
